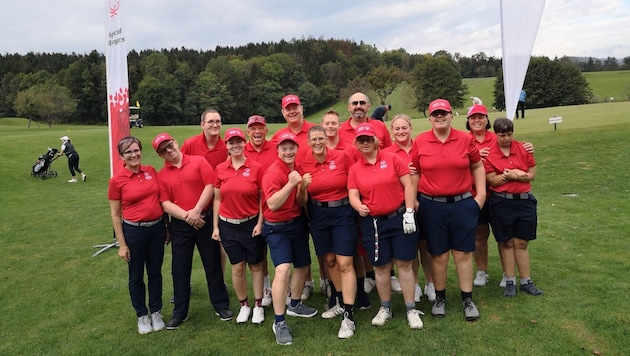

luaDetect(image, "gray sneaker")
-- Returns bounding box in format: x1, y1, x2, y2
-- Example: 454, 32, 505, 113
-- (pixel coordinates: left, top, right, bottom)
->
462, 298, 480, 321
504, 281, 517, 297
286, 302, 318, 318
520, 281, 544, 296
272, 321, 292, 345
431, 297, 446, 317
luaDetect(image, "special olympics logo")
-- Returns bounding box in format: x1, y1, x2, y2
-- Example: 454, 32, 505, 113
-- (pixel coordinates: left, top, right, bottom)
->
109, 0, 120, 18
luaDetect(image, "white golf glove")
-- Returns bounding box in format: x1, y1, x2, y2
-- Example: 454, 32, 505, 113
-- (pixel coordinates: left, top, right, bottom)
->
402, 208, 416, 234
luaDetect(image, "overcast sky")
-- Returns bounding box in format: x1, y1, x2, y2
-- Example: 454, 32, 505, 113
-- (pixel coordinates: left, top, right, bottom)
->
2, 0, 628, 59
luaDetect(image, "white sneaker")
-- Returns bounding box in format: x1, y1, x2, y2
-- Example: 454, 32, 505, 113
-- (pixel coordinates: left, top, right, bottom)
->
391, 276, 402, 292
300, 282, 314, 301
68, 178, 77, 183
407, 309, 424, 329
151, 311, 165, 331
322, 304, 344, 319
236, 305, 251, 323
473, 271, 489, 287
252, 306, 264, 324
137, 315, 153, 334
499, 273, 507, 288
371, 306, 392, 326
338, 317, 356, 339
414, 283, 423, 302
364, 277, 376, 294
262, 287, 272, 307
424, 283, 436, 302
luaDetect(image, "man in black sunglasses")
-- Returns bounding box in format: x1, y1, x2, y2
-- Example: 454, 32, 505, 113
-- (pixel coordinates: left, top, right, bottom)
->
339, 92, 392, 150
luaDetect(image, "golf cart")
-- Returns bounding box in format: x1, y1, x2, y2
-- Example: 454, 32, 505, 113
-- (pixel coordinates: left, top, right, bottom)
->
129, 106, 143, 128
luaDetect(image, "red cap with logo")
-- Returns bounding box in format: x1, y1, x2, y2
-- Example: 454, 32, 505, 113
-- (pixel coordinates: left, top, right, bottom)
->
428, 99, 452, 115
355, 123, 377, 138
152, 133, 174, 152
281, 94, 301, 108
247, 115, 267, 127
276, 132, 299, 146
467, 104, 488, 117
224, 128, 246, 142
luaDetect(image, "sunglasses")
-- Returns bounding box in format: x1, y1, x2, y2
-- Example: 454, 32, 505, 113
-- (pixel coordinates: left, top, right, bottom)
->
357, 136, 375, 144
351, 100, 367, 106
431, 110, 451, 117
158, 141, 175, 155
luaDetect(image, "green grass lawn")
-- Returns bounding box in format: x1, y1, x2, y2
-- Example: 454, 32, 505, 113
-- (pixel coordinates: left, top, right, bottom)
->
1, 101, 629, 355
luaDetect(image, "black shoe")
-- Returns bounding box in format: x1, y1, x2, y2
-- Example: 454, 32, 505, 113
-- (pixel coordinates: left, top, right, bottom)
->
166, 316, 188, 330
357, 290, 371, 310
215, 309, 233, 321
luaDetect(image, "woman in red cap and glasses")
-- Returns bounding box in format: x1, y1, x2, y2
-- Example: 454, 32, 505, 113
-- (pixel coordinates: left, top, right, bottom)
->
348, 123, 424, 330
211, 128, 266, 325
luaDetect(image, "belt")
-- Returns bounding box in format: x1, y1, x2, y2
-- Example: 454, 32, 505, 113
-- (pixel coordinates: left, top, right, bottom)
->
493, 192, 530, 200
123, 217, 162, 227
373, 205, 405, 219
219, 214, 258, 225
420, 192, 472, 203
264, 218, 296, 226
310, 197, 350, 208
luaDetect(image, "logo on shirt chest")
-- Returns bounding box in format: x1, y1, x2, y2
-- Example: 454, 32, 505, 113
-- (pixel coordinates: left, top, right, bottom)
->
379, 160, 388, 170
144, 172, 153, 180
328, 160, 337, 171
242, 167, 251, 177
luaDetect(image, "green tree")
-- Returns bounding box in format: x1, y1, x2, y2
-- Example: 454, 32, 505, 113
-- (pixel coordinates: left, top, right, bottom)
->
367, 65, 408, 105
135, 76, 182, 125
193, 71, 235, 123
410, 54, 467, 116
14, 82, 77, 127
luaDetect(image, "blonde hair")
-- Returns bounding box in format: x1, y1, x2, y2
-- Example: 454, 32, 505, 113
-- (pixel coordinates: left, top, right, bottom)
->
390, 114, 412, 128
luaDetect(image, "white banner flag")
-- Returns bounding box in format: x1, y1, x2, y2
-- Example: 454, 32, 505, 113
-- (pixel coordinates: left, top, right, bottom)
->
501, 0, 545, 120
105, 0, 130, 176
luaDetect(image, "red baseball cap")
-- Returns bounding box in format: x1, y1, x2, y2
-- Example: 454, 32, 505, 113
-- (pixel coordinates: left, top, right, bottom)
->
276, 132, 299, 146
355, 123, 377, 138
152, 133, 174, 152
467, 104, 488, 117
247, 115, 267, 127
224, 128, 246, 142
428, 99, 452, 115
281, 94, 301, 108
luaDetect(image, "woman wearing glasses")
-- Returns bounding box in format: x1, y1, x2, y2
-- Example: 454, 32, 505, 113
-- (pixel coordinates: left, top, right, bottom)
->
348, 123, 424, 330
108, 136, 167, 334
414, 99, 486, 322
301, 125, 358, 338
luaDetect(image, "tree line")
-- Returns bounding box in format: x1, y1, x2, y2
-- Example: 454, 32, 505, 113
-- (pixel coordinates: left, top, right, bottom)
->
1, 37, 611, 125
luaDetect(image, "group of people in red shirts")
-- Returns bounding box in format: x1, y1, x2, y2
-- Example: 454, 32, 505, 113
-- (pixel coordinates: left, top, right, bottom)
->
108, 92, 543, 346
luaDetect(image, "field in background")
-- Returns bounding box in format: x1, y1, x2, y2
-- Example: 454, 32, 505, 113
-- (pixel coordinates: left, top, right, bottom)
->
1, 99, 629, 354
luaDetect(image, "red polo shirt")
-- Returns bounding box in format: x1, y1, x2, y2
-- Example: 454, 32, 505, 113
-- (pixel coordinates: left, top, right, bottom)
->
301, 149, 354, 202
414, 128, 481, 196
348, 150, 409, 216
261, 159, 304, 222
214, 157, 264, 218
108, 164, 163, 222
383, 141, 417, 168
339, 118, 392, 149
470, 130, 497, 150
180, 133, 228, 169
330, 139, 361, 161
272, 121, 317, 162
157, 154, 215, 211
245, 140, 277, 170
484, 139, 535, 194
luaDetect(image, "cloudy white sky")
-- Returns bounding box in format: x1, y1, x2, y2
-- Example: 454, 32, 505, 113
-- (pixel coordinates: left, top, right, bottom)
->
2, 0, 629, 59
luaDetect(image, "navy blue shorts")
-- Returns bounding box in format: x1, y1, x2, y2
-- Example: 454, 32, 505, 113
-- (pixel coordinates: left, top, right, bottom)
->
489, 193, 537, 243
307, 203, 358, 257
360, 211, 419, 267
218, 216, 265, 265
478, 202, 491, 225
262, 215, 311, 268
419, 196, 478, 255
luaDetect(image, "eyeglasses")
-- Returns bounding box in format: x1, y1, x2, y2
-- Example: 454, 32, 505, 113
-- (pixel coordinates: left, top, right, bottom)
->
309, 137, 326, 143
158, 141, 175, 155
350, 100, 367, 106
122, 149, 141, 157
357, 136, 375, 144
431, 110, 451, 117
204, 120, 221, 126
